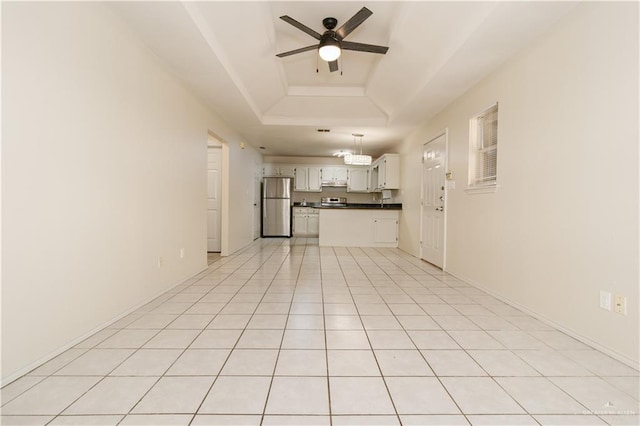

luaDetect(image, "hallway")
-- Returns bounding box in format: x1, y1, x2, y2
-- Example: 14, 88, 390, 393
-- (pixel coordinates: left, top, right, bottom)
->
2, 238, 638, 425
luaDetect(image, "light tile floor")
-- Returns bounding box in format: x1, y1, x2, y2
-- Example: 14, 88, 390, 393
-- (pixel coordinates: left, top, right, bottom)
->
2, 238, 639, 426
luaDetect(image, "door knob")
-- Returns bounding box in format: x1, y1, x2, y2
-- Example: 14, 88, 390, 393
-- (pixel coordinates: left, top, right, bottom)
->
435, 207, 443, 212
439, 196, 444, 201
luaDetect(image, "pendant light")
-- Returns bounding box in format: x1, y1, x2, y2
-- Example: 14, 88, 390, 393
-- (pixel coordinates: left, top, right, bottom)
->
344, 133, 372, 166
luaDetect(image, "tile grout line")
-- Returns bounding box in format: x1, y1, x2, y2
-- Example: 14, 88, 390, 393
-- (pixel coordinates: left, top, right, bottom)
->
369, 247, 598, 422
320, 246, 333, 426
119, 240, 277, 425
126, 242, 277, 424
93, 238, 283, 424
259, 238, 305, 425
186, 238, 293, 424
333, 246, 403, 424
357, 246, 478, 424
2, 239, 637, 424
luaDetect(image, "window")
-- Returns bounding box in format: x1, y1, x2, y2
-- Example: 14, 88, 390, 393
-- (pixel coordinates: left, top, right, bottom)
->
468, 103, 498, 189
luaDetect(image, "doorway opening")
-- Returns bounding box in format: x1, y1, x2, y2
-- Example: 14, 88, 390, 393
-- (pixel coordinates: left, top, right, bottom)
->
253, 170, 261, 241
420, 130, 448, 269
207, 135, 223, 253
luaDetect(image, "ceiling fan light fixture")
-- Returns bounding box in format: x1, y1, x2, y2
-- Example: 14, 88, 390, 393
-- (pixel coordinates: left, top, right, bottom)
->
276, 8, 388, 73
318, 35, 341, 61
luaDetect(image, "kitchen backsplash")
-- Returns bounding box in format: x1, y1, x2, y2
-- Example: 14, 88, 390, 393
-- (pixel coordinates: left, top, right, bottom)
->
292, 187, 397, 204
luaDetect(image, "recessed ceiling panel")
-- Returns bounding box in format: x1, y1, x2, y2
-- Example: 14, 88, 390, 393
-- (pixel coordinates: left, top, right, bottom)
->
264, 96, 388, 126
270, 2, 396, 89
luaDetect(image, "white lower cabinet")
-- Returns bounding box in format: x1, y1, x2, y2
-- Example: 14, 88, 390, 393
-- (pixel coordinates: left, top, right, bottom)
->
293, 207, 319, 237
373, 218, 398, 243
307, 213, 319, 236
319, 209, 399, 247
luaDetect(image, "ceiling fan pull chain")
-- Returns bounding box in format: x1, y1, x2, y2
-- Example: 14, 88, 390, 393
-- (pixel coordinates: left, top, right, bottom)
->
316, 53, 319, 73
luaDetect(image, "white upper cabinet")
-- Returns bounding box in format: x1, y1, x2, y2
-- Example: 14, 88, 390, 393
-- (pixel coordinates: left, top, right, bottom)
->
263, 158, 400, 191
347, 167, 369, 192
373, 154, 400, 190
321, 166, 348, 186
294, 166, 321, 192
294, 167, 307, 191
264, 164, 295, 177
308, 167, 321, 191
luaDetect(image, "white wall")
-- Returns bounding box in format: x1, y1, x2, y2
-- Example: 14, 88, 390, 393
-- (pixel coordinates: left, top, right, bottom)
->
1, 2, 260, 382
399, 2, 638, 365
223, 140, 263, 256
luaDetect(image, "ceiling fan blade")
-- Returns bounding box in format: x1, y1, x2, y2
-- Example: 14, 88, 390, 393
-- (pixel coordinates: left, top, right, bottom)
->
328, 60, 339, 72
280, 15, 322, 40
336, 7, 373, 39
276, 45, 318, 58
341, 41, 389, 55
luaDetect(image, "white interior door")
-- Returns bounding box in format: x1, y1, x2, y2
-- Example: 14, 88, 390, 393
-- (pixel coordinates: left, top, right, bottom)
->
253, 173, 261, 240
421, 133, 447, 268
207, 147, 222, 252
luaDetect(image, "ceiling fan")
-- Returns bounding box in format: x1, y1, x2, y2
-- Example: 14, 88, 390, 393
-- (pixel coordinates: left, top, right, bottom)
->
276, 7, 389, 73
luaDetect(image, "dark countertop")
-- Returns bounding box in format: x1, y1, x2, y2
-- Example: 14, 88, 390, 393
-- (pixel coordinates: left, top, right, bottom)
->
293, 202, 402, 210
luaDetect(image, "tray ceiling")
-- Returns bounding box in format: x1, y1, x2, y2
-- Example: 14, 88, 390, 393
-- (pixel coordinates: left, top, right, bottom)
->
109, 1, 576, 157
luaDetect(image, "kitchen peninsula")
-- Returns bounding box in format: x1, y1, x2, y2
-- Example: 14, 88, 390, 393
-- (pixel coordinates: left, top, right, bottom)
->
293, 199, 402, 247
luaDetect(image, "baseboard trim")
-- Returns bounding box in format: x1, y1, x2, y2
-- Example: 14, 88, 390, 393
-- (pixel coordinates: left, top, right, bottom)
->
448, 271, 639, 370
1, 264, 209, 387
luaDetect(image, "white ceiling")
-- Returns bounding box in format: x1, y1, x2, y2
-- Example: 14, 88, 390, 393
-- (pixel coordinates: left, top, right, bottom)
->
109, 1, 576, 158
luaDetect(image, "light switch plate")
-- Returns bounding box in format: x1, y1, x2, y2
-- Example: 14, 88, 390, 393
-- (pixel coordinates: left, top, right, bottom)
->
599, 290, 612, 311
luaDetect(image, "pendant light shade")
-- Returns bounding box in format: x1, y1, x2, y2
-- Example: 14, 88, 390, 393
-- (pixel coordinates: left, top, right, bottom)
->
344, 154, 372, 166
344, 134, 372, 166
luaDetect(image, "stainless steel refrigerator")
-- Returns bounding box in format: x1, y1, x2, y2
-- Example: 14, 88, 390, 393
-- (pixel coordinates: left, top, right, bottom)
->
262, 177, 292, 237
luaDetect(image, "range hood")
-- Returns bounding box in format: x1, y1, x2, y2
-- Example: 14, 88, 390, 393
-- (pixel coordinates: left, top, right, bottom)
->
321, 179, 347, 187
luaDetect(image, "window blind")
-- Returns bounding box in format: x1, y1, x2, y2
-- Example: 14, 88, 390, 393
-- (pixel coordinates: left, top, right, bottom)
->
471, 104, 498, 186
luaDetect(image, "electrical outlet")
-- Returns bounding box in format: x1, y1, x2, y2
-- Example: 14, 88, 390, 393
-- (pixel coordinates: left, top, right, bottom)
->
599, 291, 612, 311
157, 256, 163, 268
180, 248, 185, 259
614, 295, 627, 315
